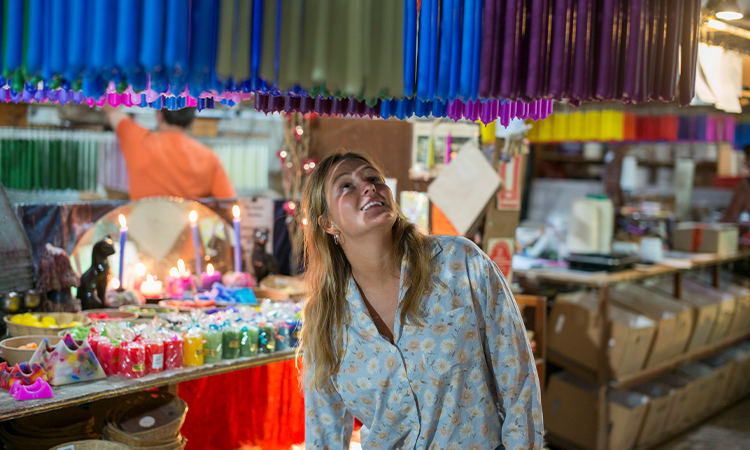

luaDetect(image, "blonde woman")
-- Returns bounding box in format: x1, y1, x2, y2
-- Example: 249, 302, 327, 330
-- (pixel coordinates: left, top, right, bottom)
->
300, 152, 543, 450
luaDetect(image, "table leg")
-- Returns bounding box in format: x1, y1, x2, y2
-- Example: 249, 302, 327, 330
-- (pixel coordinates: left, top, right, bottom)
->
596, 286, 610, 450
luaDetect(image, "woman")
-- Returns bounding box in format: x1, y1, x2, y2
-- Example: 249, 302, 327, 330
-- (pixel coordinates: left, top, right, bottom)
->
300, 152, 543, 450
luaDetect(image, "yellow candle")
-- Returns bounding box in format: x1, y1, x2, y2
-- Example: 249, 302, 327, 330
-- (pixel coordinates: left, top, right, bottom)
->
183, 332, 205, 367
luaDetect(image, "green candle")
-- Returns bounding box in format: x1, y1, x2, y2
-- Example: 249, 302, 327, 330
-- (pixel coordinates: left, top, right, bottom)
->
203, 327, 223, 363
240, 325, 259, 357
259, 323, 277, 354
222, 327, 241, 360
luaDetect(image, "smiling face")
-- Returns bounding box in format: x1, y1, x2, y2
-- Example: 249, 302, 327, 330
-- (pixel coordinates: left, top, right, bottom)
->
323, 158, 397, 241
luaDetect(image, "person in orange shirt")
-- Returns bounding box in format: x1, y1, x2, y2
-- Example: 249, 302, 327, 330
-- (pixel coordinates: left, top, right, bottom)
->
102, 105, 236, 200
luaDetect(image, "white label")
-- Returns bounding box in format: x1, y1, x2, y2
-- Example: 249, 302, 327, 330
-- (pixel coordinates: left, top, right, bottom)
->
139, 416, 156, 428
554, 315, 565, 334
152, 354, 164, 370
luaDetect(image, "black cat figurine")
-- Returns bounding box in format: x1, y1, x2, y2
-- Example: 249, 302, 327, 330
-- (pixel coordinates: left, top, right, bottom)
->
252, 228, 278, 282
77, 236, 116, 310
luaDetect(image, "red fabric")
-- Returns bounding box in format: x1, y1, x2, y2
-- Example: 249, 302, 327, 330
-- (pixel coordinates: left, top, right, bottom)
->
179, 359, 305, 450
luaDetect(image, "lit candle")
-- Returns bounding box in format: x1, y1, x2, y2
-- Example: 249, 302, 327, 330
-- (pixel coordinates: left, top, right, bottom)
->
117, 214, 127, 285
140, 274, 163, 298
201, 264, 222, 290
110, 277, 120, 290
134, 263, 147, 291
189, 210, 203, 278
177, 259, 195, 292
166, 267, 184, 299
232, 205, 242, 272
445, 132, 452, 164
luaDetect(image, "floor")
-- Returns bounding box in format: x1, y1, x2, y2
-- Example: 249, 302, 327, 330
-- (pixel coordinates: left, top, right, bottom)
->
655, 397, 750, 450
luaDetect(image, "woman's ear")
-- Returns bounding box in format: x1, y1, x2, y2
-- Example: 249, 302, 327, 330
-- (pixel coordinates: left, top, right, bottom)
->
318, 214, 338, 236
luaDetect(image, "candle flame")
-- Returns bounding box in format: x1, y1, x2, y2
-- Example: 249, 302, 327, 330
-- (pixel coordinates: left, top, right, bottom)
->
207, 264, 214, 276
118, 214, 126, 227
232, 205, 240, 218
147, 274, 154, 283
135, 263, 146, 277
170, 267, 178, 277
111, 278, 120, 289
189, 210, 197, 223
178, 259, 185, 273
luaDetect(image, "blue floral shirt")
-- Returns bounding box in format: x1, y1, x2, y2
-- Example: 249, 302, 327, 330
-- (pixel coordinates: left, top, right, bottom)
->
304, 236, 544, 450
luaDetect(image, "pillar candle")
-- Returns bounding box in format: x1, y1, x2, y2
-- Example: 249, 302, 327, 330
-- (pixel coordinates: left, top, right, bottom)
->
118, 342, 146, 379
275, 322, 290, 351
203, 327, 223, 364
240, 325, 259, 357
144, 340, 164, 374
164, 336, 184, 370
95, 338, 119, 376
201, 264, 222, 290
232, 205, 242, 272
259, 323, 277, 354
183, 331, 204, 367
117, 214, 127, 284
222, 327, 241, 360
189, 210, 203, 278
286, 319, 302, 348
166, 267, 184, 299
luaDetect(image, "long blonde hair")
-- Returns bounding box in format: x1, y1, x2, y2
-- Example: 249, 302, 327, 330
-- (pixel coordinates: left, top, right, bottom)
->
299, 152, 433, 392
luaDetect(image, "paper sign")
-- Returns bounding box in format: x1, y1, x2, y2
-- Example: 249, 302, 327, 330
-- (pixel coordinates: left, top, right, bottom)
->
487, 237, 514, 281
237, 197, 275, 254
497, 156, 522, 210
400, 191, 430, 234
427, 143, 501, 236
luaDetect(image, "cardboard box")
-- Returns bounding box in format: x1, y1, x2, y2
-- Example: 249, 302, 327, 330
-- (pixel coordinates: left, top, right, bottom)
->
609, 284, 693, 366
721, 346, 750, 399
683, 279, 737, 344
548, 291, 657, 378
677, 363, 717, 423
717, 281, 750, 336
700, 355, 736, 412
673, 223, 739, 255
632, 381, 676, 446
545, 372, 649, 450
653, 374, 693, 434
652, 278, 721, 351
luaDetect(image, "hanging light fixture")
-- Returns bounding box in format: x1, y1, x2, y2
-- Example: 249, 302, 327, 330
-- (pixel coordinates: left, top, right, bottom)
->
715, 0, 744, 20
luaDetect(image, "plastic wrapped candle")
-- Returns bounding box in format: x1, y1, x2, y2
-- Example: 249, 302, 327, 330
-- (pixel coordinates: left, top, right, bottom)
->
201, 264, 222, 290
118, 341, 146, 379
183, 329, 204, 367
203, 326, 223, 364
95, 338, 119, 376
163, 335, 184, 370
259, 323, 277, 354
222, 325, 241, 360
240, 325, 259, 357
286, 319, 302, 348
275, 321, 290, 351
144, 340, 164, 374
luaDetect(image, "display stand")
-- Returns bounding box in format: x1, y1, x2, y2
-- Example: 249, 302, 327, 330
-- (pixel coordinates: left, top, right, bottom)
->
516, 251, 750, 450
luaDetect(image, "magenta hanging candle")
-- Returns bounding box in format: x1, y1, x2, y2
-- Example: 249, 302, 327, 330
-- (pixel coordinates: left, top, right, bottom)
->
117, 214, 127, 286
445, 132, 452, 164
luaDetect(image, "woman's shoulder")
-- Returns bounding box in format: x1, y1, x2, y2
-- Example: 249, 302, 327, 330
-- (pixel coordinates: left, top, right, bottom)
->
430, 235, 487, 261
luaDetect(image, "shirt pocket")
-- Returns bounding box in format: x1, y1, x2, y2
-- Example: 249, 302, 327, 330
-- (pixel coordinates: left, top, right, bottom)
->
424, 304, 482, 375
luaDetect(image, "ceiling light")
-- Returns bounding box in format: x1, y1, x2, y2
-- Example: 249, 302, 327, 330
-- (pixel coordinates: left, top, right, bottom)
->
715, 0, 743, 20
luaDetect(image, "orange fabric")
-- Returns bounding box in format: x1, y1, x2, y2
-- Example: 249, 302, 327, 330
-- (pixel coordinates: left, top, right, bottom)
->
117, 118, 236, 200
431, 204, 460, 236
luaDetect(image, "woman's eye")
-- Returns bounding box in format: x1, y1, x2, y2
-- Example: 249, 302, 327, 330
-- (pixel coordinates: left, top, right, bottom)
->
341, 183, 352, 191
369, 177, 381, 183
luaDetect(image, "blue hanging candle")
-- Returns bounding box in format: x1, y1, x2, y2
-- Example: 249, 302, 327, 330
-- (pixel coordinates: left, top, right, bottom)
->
66, 0, 89, 84
189, 0, 218, 95
26, 0, 45, 80
48, 0, 68, 79
469, 0, 482, 99
403, 0, 416, 98
3, 0, 24, 79
435, 0, 454, 101
83, 0, 115, 98
140, 0, 167, 93
115, 0, 143, 90
458, 0, 475, 99
448, 0, 463, 100
415, 0, 432, 101
164, 0, 190, 94
250, 0, 263, 90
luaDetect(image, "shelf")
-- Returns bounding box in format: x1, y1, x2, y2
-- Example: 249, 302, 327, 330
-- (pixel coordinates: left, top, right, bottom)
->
536, 153, 718, 169
547, 351, 598, 383
0, 350, 297, 422
515, 251, 750, 287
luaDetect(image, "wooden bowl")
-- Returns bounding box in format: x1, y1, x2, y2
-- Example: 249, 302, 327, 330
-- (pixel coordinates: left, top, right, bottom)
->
252, 287, 290, 302
3, 313, 90, 337
0, 335, 63, 366
260, 275, 307, 299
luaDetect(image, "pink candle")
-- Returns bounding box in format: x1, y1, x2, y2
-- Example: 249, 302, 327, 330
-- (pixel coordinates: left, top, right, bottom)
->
144, 340, 164, 375
201, 264, 222, 290
118, 342, 146, 379
96, 338, 119, 376
164, 337, 184, 370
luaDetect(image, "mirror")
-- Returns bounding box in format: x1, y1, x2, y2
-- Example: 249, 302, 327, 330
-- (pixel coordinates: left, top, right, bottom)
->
70, 197, 237, 291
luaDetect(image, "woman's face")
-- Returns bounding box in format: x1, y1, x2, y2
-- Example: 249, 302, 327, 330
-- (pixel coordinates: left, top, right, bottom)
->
323, 158, 397, 240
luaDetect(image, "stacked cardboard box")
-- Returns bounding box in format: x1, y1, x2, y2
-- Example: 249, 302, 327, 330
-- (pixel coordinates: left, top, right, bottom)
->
722, 345, 750, 399
652, 374, 693, 435
547, 291, 656, 378
631, 381, 675, 446
672, 223, 739, 255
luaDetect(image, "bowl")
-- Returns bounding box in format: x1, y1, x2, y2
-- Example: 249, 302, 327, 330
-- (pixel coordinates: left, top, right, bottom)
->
4, 312, 91, 337
119, 305, 178, 318
84, 309, 139, 323
252, 287, 290, 302
0, 335, 64, 366
259, 275, 307, 299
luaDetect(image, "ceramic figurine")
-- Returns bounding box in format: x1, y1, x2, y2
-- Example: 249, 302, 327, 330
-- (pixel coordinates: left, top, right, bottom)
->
77, 236, 116, 310
251, 228, 278, 283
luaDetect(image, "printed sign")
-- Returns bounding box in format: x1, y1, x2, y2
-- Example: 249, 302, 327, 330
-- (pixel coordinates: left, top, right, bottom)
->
497, 156, 522, 210
487, 238, 514, 281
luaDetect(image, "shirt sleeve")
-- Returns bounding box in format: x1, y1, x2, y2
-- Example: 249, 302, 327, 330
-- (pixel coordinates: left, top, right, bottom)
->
470, 250, 544, 450
116, 118, 150, 164
304, 377, 354, 450
210, 158, 237, 199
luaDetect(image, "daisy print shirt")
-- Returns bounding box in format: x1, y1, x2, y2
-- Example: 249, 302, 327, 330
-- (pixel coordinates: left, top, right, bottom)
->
304, 236, 544, 450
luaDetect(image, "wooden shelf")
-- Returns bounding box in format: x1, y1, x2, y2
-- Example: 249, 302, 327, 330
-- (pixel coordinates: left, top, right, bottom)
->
536, 153, 718, 169
0, 350, 298, 422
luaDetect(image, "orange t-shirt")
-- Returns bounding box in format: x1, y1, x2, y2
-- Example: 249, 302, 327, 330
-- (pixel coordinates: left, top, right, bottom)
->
116, 118, 236, 200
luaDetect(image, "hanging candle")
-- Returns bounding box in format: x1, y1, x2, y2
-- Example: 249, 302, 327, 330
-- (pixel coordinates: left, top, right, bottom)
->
189, 210, 203, 280
117, 215, 127, 286
232, 205, 242, 272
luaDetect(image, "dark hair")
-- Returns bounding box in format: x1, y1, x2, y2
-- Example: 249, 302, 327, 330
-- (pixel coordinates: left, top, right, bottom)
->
160, 107, 197, 129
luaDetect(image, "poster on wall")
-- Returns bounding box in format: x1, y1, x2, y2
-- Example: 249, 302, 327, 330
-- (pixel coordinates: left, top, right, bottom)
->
400, 191, 430, 234
497, 155, 522, 210
237, 197, 275, 255
487, 237, 514, 281
410, 122, 480, 179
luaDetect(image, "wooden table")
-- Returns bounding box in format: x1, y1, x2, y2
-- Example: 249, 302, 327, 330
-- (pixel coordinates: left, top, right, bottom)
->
0, 350, 298, 422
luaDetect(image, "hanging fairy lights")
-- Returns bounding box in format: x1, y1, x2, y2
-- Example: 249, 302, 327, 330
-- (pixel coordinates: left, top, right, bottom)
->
0, 0, 701, 122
